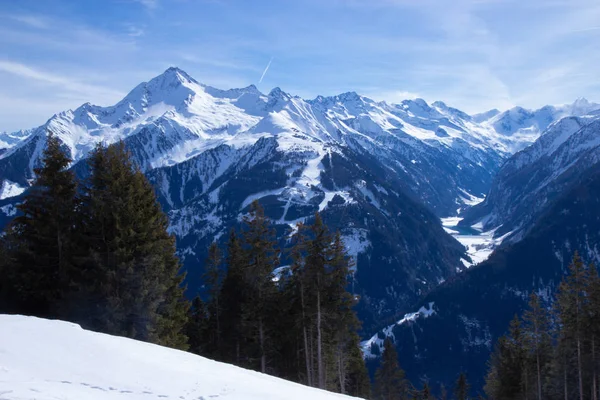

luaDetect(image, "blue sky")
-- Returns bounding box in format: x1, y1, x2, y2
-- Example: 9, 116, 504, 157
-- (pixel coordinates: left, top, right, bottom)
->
1, 0, 599, 132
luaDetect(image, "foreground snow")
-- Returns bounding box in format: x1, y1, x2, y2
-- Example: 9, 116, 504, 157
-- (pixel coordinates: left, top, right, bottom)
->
0, 315, 361, 400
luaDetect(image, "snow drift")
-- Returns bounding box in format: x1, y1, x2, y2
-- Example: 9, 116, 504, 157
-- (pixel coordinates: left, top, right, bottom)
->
0, 314, 361, 400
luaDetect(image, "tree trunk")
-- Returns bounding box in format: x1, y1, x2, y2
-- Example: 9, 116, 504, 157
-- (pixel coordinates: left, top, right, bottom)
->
594, 336, 598, 400
525, 368, 529, 400
536, 350, 542, 400
338, 344, 346, 394
578, 336, 584, 400
259, 317, 266, 373
300, 284, 312, 387
310, 327, 315, 386
317, 290, 324, 389
564, 355, 568, 400
215, 296, 220, 354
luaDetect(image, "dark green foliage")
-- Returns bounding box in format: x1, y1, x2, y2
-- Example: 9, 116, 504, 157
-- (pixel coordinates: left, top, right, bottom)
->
202, 242, 224, 357
77, 142, 188, 348
218, 229, 250, 366
521, 293, 552, 400
241, 200, 280, 373
186, 295, 208, 355
192, 209, 369, 397
0, 138, 189, 350
454, 372, 469, 400
483, 253, 600, 400
0, 133, 78, 317
374, 338, 408, 400
484, 316, 526, 400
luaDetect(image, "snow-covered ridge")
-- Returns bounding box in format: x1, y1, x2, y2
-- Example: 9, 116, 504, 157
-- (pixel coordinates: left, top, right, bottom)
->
0, 314, 361, 400
360, 302, 436, 359
461, 112, 600, 240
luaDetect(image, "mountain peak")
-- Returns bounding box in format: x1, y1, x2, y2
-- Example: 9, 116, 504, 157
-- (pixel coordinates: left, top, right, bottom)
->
152, 67, 197, 86
268, 87, 290, 99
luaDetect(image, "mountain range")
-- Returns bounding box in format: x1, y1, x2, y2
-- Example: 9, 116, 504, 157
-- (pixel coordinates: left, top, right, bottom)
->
2, 67, 600, 391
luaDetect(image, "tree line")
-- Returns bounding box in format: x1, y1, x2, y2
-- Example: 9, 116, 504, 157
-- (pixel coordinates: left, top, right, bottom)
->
0, 136, 188, 348
0, 134, 373, 398
186, 200, 371, 397
484, 253, 600, 400
373, 336, 472, 400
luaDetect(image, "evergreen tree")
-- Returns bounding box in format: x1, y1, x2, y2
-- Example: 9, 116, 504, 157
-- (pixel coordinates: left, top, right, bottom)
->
556, 252, 588, 400
186, 295, 208, 355
439, 384, 448, 400
219, 229, 247, 365
327, 231, 363, 394
484, 317, 526, 400
203, 242, 224, 356
2, 133, 78, 318
374, 338, 408, 400
587, 263, 600, 400
421, 382, 433, 400
454, 372, 469, 400
522, 292, 552, 400
241, 200, 279, 373
305, 212, 331, 389
79, 141, 188, 348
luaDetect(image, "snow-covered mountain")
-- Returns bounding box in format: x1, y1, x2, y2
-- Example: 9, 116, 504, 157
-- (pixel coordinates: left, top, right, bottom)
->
365, 161, 600, 393
0, 314, 361, 400
0, 67, 598, 329
476, 98, 600, 153
461, 110, 600, 242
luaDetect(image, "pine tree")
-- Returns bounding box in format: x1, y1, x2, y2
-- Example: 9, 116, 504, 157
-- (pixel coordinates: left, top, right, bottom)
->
587, 263, 600, 400
439, 384, 448, 400
80, 141, 188, 348
522, 292, 552, 400
241, 200, 279, 373
374, 338, 408, 400
454, 372, 469, 400
556, 252, 588, 400
327, 231, 361, 394
305, 212, 331, 389
186, 295, 208, 355
288, 222, 314, 386
219, 229, 247, 365
484, 317, 525, 400
203, 242, 224, 356
421, 382, 433, 400
3, 133, 78, 318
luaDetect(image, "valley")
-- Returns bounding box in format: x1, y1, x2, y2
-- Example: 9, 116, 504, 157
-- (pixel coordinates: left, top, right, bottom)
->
2, 67, 600, 395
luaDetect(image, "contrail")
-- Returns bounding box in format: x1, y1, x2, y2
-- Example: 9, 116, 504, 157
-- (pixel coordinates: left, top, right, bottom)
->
259, 57, 273, 84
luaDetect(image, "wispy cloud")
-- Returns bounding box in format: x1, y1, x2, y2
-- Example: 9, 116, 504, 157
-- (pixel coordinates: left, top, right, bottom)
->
0, 60, 123, 101
132, 0, 158, 10
8, 14, 48, 29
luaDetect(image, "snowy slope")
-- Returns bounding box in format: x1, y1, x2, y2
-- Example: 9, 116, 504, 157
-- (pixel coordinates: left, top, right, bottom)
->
482, 99, 600, 152
461, 112, 600, 241
0, 314, 361, 400
1, 67, 598, 331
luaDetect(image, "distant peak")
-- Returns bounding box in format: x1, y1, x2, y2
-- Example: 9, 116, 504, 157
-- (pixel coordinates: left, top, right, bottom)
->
268, 87, 288, 98
154, 66, 196, 85
573, 97, 590, 106
338, 91, 360, 100
403, 98, 430, 109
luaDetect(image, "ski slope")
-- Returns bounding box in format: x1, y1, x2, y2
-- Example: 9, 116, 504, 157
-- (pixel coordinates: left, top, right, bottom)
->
0, 315, 361, 400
